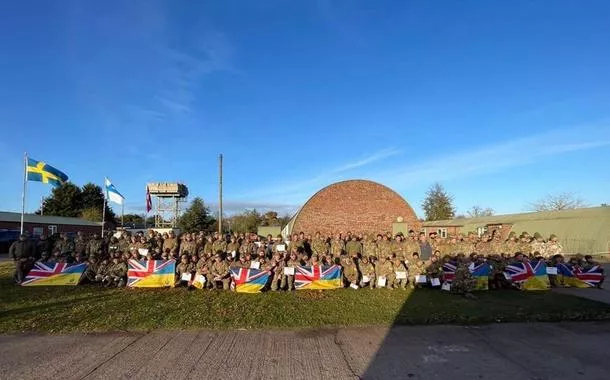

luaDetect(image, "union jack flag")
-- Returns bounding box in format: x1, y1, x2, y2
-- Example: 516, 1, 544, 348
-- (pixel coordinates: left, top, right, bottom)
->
230, 268, 270, 293
558, 263, 605, 287
442, 262, 457, 283
22, 262, 87, 286
504, 260, 549, 290
295, 265, 342, 290
127, 259, 175, 287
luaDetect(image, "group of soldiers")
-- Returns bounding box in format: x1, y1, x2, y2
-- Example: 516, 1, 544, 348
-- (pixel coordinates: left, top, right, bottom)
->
10, 227, 596, 293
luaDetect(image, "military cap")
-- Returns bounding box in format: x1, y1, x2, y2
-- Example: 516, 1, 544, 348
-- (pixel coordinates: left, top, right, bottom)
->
533, 232, 542, 239
549, 234, 557, 240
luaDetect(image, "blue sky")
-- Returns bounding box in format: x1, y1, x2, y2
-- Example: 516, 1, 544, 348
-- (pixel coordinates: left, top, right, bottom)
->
1, 0, 609, 218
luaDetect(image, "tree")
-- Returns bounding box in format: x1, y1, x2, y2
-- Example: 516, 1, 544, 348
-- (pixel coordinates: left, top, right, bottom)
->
81, 207, 103, 222
228, 209, 262, 233
81, 182, 115, 222
421, 183, 455, 221
41, 182, 83, 217
528, 192, 588, 212
466, 205, 495, 218
177, 197, 215, 232
260, 211, 281, 226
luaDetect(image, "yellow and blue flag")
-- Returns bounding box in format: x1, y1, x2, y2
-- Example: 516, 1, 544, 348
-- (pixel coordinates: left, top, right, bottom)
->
127, 259, 176, 287
230, 268, 271, 293
21, 262, 87, 286
26, 158, 68, 187
558, 263, 604, 288
470, 262, 491, 290
295, 265, 342, 290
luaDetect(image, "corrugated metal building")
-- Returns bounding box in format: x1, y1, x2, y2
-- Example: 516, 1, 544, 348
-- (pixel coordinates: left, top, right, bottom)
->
422, 207, 610, 254
0, 211, 101, 237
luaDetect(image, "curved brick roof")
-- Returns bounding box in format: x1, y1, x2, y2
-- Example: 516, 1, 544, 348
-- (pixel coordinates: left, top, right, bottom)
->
287, 180, 420, 236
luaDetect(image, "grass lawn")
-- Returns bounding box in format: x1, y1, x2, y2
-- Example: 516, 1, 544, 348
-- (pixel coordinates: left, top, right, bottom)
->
1, 262, 610, 333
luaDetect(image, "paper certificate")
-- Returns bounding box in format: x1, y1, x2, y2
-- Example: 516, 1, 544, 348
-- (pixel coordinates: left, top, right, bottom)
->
416, 275, 427, 283
350, 283, 359, 290
362, 275, 371, 283
441, 282, 451, 291
431, 278, 441, 287
181, 273, 192, 282
138, 248, 149, 256
231, 251, 237, 258
283, 267, 295, 275
395, 271, 407, 279
250, 261, 261, 270
377, 276, 387, 287
276, 244, 286, 252
546, 267, 558, 275
196, 274, 206, 284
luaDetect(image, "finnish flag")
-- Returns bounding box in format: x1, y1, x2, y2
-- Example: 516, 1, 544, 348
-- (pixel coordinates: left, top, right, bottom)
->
105, 178, 125, 205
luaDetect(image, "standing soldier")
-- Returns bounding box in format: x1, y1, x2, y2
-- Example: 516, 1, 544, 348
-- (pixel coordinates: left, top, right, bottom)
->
163, 231, 178, 256
283, 251, 300, 291
330, 233, 345, 258
311, 232, 329, 256
391, 254, 408, 289
212, 236, 227, 255
74, 232, 88, 257
391, 235, 405, 259
377, 235, 392, 261
504, 232, 519, 256
269, 253, 286, 291
451, 257, 477, 296
530, 232, 546, 257
210, 253, 231, 290
375, 255, 395, 289
9, 233, 36, 284
226, 236, 240, 259
362, 234, 378, 259
545, 234, 563, 259
86, 234, 103, 260
408, 252, 426, 288
345, 235, 362, 259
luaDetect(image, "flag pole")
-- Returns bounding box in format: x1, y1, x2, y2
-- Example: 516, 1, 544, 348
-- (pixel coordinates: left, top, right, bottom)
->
121, 203, 124, 228
20, 152, 28, 234
101, 185, 107, 237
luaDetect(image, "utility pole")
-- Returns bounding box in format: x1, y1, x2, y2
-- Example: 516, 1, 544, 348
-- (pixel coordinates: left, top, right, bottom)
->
218, 154, 223, 235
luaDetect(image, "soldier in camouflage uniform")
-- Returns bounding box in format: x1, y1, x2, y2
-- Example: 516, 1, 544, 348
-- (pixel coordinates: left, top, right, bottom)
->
269, 253, 286, 291
345, 236, 362, 259
408, 252, 426, 288
283, 252, 300, 291
451, 258, 477, 295
226, 236, 240, 259
377, 235, 392, 261
104, 253, 127, 287
74, 232, 87, 257
175, 254, 194, 286
358, 256, 376, 288
341, 256, 359, 288
375, 255, 395, 289
86, 234, 104, 260
311, 232, 329, 256
544, 234, 562, 259
210, 254, 231, 290
530, 232, 546, 257
391, 254, 407, 289
330, 233, 345, 258
425, 255, 443, 286
362, 234, 378, 259
163, 231, 178, 257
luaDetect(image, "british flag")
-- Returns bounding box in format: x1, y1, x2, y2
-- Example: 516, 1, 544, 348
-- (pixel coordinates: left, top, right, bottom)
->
22, 262, 87, 286
230, 268, 270, 293
127, 259, 175, 288
442, 262, 457, 283
558, 263, 604, 287
295, 265, 342, 290
504, 260, 549, 290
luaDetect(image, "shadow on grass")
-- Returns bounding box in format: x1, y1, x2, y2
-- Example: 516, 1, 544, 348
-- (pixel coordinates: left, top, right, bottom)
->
0, 292, 116, 319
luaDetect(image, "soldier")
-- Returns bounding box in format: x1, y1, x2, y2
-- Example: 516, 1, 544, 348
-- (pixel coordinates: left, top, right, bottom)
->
377, 235, 392, 260
330, 233, 345, 258
375, 255, 395, 289
270, 253, 286, 291
451, 257, 477, 296
9, 233, 36, 284
283, 252, 300, 291
311, 232, 329, 256
359, 256, 376, 288
362, 234, 378, 259
35, 234, 51, 260
226, 236, 240, 259
545, 234, 563, 259
418, 233, 433, 261
530, 232, 546, 257
58, 233, 75, 260
210, 253, 231, 290
74, 231, 88, 257
426, 255, 443, 286
175, 254, 194, 287
391, 254, 408, 289
163, 231, 178, 256
408, 252, 426, 288
86, 234, 104, 259
94, 257, 110, 283
212, 236, 227, 255
341, 256, 359, 288
179, 233, 196, 256
83, 256, 99, 283
104, 253, 127, 287
195, 255, 211, 289
504, 232, 519, 256
345, 235, 362, 258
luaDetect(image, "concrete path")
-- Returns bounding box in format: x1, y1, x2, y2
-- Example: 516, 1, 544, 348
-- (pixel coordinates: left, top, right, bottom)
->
1, 322, 610, 380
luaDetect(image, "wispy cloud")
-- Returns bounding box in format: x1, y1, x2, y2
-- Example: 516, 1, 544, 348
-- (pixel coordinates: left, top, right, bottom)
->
208, 200, 299, 216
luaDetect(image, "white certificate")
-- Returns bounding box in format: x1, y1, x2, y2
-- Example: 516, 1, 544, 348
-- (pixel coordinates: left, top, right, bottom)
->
138, 248, 149, 256
362, 275, 371, 283
181, 273, 192, 282
276, 244, 286, 252
283, 267, 295, 275
254, 241, 262, 247
377, 276, 387, 287
250, 261, 261, 270
395, 271, 407, 279
442, 282, 451, 291
431, 278, 441, 287
196, 274, 206, 284
416, 275, 427, 283
546, 267, 558, 275
350, 283, 359, 290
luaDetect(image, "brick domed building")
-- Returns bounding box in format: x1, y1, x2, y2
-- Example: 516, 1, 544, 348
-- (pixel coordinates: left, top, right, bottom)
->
282, 180, 420, 236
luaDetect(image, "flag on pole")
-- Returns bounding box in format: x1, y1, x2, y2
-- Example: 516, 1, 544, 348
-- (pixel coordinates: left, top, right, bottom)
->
146, 186, 152, 212
26, 158, 68, 187
104, 178, 124, 205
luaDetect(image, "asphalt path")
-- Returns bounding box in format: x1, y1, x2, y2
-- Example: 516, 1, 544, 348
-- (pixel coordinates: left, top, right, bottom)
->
1, 322, 610, 380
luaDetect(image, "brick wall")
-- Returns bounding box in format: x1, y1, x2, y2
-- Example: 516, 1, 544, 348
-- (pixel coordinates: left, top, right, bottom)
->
292, 180, 421, 235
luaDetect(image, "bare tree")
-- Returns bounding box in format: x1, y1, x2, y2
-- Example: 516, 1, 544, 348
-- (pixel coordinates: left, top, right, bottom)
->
466, 205, 495, 218
528, 192, 588, 212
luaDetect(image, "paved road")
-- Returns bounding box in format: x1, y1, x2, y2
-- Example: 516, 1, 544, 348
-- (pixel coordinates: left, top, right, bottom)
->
1, 322, 610, 380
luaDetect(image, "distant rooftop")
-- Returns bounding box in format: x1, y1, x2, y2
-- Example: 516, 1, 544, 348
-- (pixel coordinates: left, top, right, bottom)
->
0, 211, 101, 226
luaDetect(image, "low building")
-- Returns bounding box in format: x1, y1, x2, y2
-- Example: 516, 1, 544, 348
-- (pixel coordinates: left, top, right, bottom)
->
0, 211, 102, 237
422, 206, 610, 255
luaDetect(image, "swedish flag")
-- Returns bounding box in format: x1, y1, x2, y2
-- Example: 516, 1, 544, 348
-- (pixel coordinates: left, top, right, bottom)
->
26, 158, 68, 187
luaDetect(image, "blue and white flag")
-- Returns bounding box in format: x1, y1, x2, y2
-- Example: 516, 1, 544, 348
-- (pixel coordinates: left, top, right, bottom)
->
104, 178, 125, 205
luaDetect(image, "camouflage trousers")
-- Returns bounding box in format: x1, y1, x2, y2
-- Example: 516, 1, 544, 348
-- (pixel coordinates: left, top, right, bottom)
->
282, 275, 295, 290
360, 275, 375, 288
271, 275, 283, 291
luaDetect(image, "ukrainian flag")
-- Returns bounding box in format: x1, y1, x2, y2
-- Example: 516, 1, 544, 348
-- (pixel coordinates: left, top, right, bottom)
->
27, 158, 68, 187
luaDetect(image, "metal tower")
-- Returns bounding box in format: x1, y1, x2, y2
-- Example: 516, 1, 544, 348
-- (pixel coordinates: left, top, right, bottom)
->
147, 182, 189, 228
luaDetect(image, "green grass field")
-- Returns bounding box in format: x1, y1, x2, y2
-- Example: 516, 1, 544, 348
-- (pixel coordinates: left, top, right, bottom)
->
1, 262, 609, 333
